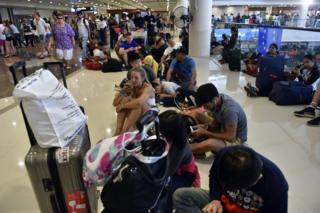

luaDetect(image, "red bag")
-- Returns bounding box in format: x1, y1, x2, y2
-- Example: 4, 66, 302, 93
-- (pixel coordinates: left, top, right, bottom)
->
83, 58, 102, 71
221, 194, 259, 213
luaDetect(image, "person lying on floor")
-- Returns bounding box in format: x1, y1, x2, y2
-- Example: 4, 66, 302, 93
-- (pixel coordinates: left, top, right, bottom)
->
191, 83, 247, 154
113, 67, 156, 135
245, 43, 285, 97
173, 146, 289, 213
294, 81, 320, 126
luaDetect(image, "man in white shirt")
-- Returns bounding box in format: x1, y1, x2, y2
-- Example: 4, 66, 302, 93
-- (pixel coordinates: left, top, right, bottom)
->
34, 12, 47, 58
97, 17, 107, 45
77, 11, 90, 58
161, 35, 181, 65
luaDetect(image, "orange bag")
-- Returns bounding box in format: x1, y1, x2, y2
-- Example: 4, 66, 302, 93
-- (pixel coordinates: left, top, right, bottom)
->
83, 58, 102, 71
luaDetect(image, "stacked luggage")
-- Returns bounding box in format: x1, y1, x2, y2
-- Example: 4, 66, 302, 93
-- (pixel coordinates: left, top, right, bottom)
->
11, 61, 97, 213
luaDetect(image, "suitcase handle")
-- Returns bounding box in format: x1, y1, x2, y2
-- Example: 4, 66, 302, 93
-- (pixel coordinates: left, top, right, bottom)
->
43, 61, 68, 88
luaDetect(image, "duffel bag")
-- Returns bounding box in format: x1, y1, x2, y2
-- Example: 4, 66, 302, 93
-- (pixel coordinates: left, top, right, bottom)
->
83, 58, 102, 70
269, 81, 313, 105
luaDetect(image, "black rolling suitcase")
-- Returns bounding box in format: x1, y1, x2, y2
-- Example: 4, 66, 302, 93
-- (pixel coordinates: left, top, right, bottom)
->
10, 61, 97, 213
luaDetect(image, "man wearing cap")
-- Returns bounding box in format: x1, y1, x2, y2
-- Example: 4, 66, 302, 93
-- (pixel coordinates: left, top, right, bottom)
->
119, 32, 141, 66
166, 47, 197, 91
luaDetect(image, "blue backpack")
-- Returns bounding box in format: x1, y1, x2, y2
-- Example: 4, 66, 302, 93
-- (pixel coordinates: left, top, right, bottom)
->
269, 81, 313, 105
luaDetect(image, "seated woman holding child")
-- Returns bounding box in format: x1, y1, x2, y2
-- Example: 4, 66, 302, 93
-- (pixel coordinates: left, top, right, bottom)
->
113, 67, 156, 135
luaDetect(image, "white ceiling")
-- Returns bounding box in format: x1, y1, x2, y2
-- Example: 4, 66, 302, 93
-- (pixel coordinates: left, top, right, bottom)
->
0, 0, 178, 11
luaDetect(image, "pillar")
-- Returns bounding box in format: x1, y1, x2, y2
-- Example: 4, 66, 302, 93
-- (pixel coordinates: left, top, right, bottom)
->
189, 0, 212, 58
298, 4, 309, 27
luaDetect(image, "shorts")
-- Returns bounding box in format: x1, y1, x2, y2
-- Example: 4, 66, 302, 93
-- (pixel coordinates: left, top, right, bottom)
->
6, 37, 13, 42
38, 34, 46, 43
0, 39, 5, 45
224, 138, 245, 147
56, 49, 73, 61
45, 34, 52, 42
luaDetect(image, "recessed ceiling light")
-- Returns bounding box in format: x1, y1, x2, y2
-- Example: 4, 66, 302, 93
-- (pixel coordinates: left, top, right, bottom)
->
39, 0, 42, 3
49, 1, 52, 3
27, 0, 31, 2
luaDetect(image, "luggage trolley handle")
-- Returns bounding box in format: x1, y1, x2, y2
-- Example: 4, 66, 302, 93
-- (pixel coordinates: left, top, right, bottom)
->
43, 61, 68, 89
9, 61, 38, 146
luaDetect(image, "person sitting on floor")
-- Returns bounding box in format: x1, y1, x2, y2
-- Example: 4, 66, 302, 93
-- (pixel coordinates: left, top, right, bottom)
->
119, 32, 141, 66
166, 47, 197, 91
291, 54, 319, 86
243, 52, 261, 77
151, 35, 168, 63
173, 145, 289, 213
294, 81, 320, 126
127, 52, 156, 84
245, 43, 285, 97
113, 67, 156, 135
191, 83, 247, 154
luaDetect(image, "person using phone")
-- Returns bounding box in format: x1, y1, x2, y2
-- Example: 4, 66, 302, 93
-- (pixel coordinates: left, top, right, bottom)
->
173, 146, 288, 213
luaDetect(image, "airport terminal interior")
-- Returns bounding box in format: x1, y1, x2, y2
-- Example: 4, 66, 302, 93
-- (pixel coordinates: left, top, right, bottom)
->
0, 0, 320, 212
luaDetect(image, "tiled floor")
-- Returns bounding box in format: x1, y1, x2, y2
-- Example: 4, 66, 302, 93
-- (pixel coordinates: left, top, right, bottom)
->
0, 56, 319, 213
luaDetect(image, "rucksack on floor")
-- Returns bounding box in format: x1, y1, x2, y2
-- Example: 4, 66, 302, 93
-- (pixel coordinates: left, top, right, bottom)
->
269, 81, 313, 105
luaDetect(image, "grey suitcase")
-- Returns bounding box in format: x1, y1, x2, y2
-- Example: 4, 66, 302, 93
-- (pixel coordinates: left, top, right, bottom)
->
25, 126, 97, 213
10, 61, 97, 213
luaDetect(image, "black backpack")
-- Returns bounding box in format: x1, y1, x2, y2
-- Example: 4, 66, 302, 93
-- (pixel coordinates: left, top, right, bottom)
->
100, 110, 183, 213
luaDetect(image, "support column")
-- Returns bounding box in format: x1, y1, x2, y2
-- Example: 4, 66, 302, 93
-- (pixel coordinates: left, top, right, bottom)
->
189, 0, 212, 58
298, 4, 309, 28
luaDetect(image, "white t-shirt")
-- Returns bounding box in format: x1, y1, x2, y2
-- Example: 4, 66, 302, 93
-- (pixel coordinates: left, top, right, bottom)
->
97, 20, 107, 30
163, 43, 182, 57
93, 49, 105, 58
162, 81, 180, 95
35, 18, 46, 35
0, 24, 6, 40
45, 23, 51, 34
77, 18, 89, 38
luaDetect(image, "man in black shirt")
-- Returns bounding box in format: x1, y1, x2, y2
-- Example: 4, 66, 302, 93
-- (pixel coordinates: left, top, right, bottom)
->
144, 8, 156, 45
173, 146, 289, 213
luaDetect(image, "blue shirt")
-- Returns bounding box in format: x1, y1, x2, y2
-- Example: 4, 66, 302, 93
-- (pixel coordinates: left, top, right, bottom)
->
170, 56, 196, 81
120, 39, 140, 50
210, 148, 289, 213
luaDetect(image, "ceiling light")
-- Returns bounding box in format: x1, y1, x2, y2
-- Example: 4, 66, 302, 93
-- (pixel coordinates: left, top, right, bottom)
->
27, 0, 31, 2
49, 1, 52, 3
39, 0, 42, 3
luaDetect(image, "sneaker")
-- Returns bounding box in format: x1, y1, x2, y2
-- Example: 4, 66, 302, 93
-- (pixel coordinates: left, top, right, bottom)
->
244, 83, 258, 97
307, 116, 320, 127
294, 107, 315, 118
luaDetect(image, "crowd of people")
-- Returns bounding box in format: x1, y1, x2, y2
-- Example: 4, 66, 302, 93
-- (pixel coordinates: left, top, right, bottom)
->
3, 8, 319, 213
213, 11, 320, 28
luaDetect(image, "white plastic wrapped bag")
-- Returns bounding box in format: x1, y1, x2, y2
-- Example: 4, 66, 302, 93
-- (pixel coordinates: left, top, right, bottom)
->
13, 69, 87, 148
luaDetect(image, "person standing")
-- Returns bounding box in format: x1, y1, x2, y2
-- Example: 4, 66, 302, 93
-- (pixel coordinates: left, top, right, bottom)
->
43, 18, 52, 56
0, 20, 6, 55
34, 12, 47, 58
3, 20, 16, 58
144, 8, 156, 45
50, 11, 75, 70
21, 18, 34, 47
9, 21, 23, 48
76, 11, 90, 58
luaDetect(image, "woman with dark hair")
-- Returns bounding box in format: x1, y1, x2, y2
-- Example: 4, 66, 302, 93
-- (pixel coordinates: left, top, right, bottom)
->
113, 67, 156, 135
158, 110, 200, 212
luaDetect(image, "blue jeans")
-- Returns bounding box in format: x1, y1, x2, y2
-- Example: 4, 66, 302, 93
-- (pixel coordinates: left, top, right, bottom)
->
172, 188, 210, 213
80, 36, 88, 58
